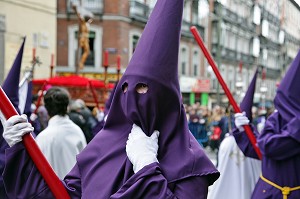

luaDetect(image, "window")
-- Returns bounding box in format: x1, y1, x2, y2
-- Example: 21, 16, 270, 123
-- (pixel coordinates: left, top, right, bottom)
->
180, 47, 188, 75
129, 30, 142, 59
75, 31, 95, 67
192, 1, 199, 24
132, 35, 139, 54
183, 1, 191, 22
192, 50, 200, 76
68, 25, 102, 71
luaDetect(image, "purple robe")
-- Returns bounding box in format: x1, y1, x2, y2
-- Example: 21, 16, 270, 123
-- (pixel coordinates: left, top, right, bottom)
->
233, 111, 300, 198
4, 134, 211, 198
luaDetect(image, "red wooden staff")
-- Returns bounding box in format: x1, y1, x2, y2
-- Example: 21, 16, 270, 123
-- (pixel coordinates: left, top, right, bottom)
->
0, 87, 70, 198
88, 81, 100, 110
103, 50, 109, 84
33, 81, 47, 115
117, 55, 121, 81
190, 26, 262, 160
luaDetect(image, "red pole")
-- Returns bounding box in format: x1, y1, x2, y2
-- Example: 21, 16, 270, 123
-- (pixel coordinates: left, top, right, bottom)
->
0, 87, 70, 198
190, 26, 262, 160
88, 81, 100, 110
33, 82, 47, 115
103, 50, 109, 84
117, 55, 121, 81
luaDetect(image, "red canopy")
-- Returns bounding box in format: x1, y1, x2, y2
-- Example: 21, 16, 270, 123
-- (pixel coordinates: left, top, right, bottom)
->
32, 75, 114, 89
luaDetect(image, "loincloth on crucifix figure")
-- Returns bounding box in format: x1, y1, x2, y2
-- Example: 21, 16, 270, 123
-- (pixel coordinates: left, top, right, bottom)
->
72, 3, 93, 70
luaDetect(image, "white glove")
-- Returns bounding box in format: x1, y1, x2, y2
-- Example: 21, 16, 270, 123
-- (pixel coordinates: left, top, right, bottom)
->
3, 114, 34, 147
234, 112, 250, 132
126, 124, 159, 173
30, 113, 38, 122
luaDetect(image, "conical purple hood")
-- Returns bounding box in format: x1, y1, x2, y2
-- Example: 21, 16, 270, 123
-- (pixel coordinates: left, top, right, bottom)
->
274, 49, 300, 122
124, 0, 181, 89
75, 0, 218, 197
2, 38, 26, 114
0, 38, 25, 199
240, 68, 258, 122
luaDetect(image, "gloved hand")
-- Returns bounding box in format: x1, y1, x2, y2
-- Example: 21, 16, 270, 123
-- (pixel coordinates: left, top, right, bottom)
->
30, 113, 38, 122
3, 114, 34, 147
234, 112, 250, 132
126, 124, 159, 173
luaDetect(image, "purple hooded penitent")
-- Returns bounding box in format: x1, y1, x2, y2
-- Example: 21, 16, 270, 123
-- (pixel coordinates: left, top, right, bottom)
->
274, 49, 300, 122
240, 68, 258, 122
3, 1, 218, 198
2, 38, 25, 114
232, 50, 300, 198
76, 0, 219, 196
0, 38, 25, 199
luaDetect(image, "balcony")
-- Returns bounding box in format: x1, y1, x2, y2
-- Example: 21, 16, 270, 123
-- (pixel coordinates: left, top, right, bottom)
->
221, 47, 237, 61
265, 68, 281, 79
260, 36, 280, 50
214, 2, 238, 23
240, 52, 255, 64
68, 0, 103, 14
212, 44, 238, 62
181, 20, 204, 38
261, 8, 280, 26
213, 1, 255, 32
129, 1, 150, 23
285, 32, 300, 45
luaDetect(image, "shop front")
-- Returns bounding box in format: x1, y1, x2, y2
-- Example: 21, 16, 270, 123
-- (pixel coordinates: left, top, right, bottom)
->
179, 76, 211, 106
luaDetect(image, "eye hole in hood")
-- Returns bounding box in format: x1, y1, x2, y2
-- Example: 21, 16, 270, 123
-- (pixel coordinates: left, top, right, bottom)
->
122, 82, 128, 93
136, 83, 148, 94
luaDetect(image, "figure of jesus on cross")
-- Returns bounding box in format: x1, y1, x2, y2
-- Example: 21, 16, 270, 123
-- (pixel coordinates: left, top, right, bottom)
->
72, 2, 93, 71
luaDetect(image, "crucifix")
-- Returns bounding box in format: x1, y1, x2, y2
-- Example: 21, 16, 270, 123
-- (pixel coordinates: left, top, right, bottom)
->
72, 1, 93, 74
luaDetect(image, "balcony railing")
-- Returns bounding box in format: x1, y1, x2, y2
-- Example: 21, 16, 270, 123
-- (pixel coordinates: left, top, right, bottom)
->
68, 0, 103, 14
240, 52, 255, 64
266, 68, 281, 79
260, 36, 280, 50
129, 1, 150, 23
285, 32, 300, 45
212, 44, 256, 65
261, 7, 280, 26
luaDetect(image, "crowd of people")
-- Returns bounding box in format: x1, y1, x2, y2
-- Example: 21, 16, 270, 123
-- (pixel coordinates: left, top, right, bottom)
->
185, 102, 273, 153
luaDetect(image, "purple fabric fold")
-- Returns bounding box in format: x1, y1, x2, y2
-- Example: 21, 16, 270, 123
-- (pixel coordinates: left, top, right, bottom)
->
1, 38, 26, 199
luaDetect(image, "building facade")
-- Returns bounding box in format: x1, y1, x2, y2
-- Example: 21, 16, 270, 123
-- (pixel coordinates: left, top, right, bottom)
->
56, 0, 300, 107
56, 0, 207, 105
209, 0, 300, 107
0, 0, 57, 82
